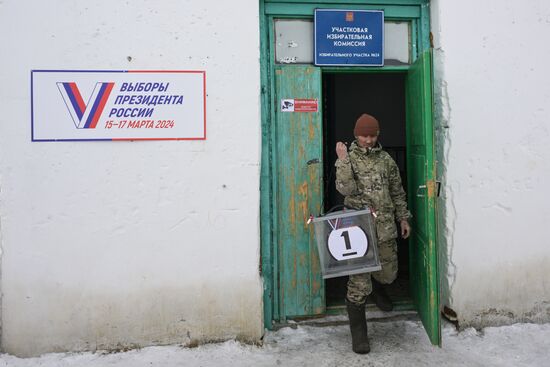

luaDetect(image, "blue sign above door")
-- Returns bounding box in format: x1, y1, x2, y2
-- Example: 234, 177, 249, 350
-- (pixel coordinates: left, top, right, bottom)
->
314, 9, 384, 66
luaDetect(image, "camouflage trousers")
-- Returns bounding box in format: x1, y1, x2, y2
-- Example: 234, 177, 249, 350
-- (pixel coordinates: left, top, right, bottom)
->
346, 239, 398, 305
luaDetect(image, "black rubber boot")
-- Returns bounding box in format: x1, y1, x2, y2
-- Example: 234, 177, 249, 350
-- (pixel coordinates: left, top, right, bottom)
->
371, 279, 393, 312
346, 299, 370, 354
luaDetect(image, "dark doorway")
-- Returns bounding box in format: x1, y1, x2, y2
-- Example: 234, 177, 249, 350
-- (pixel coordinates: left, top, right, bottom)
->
322, 72, 411, 308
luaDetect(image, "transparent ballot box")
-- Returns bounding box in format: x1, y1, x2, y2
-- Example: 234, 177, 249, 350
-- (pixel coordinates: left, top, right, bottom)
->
312, 208, 381, 279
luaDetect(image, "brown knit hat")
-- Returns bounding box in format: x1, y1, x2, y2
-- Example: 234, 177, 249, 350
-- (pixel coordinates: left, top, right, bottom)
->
354, 114, 380, 137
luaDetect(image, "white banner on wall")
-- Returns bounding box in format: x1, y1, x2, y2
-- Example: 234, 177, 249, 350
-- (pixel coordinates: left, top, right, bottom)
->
31, 70, 206, 141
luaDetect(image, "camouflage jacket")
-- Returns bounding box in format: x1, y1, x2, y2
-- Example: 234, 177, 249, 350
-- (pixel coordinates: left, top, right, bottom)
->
335, 141, 411, 242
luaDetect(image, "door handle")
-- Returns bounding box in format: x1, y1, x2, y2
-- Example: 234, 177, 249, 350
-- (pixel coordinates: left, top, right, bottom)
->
417, 181, 442, 198
307, 158, 321, 165
416, 185, 427, 197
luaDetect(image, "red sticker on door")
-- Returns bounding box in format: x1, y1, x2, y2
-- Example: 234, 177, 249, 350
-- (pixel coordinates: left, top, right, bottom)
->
281, 99, 318, 112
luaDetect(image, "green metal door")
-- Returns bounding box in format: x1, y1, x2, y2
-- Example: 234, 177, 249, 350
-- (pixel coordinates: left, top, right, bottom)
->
274, 65, 325, 319
406, 50, 441, 345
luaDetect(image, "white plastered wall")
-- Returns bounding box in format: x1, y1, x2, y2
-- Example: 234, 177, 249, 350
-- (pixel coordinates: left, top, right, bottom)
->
0, 0, 263, 357
431, 0, 550, 328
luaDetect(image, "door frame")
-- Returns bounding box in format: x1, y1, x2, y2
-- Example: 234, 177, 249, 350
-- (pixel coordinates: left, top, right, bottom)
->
260, 0, 432, 330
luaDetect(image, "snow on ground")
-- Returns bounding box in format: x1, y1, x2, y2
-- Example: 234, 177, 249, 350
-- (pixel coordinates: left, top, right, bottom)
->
1, 319, 549, 367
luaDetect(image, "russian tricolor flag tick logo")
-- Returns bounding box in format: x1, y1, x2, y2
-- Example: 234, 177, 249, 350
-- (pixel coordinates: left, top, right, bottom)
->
57, 82, 114, 129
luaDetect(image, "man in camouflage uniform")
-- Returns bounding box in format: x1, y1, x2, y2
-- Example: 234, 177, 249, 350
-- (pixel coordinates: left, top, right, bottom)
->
335, 113, 411, 354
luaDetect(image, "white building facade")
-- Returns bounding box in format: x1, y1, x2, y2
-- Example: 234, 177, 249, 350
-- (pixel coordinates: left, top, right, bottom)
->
432, 0, 550, 328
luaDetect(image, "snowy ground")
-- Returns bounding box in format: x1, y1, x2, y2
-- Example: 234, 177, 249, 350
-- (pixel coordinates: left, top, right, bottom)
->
1, 315, 549, 367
